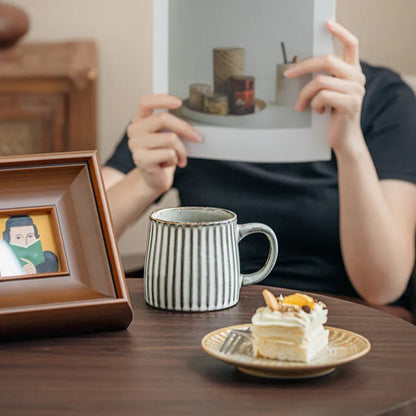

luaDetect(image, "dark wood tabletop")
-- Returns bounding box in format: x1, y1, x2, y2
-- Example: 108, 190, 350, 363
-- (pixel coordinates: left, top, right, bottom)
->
0, 278, 415, 416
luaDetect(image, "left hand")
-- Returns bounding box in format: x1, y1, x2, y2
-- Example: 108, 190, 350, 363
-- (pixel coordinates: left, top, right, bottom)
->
284, 20, 366, 154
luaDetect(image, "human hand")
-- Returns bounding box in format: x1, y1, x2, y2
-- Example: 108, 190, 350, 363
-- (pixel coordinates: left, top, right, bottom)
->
284, 20, 366, 154
127, 94, 202, 195
21, 258, 37, 275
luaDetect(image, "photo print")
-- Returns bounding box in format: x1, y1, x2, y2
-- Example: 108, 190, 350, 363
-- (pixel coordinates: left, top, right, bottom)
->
154, 0, 336, 162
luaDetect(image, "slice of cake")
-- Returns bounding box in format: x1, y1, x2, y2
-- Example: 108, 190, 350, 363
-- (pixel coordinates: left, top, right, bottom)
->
251, 290, 329, 362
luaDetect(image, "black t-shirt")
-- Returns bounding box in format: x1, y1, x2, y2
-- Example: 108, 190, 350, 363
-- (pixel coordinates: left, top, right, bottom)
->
106, 62, 416, 308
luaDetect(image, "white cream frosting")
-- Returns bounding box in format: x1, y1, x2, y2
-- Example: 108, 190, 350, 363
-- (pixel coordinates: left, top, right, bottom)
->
251, 302, 328, 328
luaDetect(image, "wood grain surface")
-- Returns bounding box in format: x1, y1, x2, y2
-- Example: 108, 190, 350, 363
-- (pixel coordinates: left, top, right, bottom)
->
0, 279, 415, 416
0, 41, 97, 155
0, 152, 131, 338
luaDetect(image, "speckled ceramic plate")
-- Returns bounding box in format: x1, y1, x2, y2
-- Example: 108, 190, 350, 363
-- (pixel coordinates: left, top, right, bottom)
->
174, 98, 267, 127
201, 324, 371, 379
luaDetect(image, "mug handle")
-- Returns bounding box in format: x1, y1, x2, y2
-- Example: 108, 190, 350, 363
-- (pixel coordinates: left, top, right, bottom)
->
238, 223, 278, 286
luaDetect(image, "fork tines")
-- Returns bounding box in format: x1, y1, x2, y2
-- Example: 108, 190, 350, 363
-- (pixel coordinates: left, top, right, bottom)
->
220, 327, 251, 355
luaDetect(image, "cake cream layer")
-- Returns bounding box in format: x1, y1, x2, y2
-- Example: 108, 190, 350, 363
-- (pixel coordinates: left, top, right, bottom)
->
252, 328, 329, 362
251, 323, 325, 345
251, 303, 328, 329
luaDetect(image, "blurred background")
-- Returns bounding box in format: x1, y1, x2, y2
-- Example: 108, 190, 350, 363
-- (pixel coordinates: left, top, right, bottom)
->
1, 0, 415, 268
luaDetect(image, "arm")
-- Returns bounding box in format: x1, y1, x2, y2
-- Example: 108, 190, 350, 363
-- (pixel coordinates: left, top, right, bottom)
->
102, 166, 161, 237
286, 21, 416, 305
103, 95, 202, 237
337, 145, 416, 305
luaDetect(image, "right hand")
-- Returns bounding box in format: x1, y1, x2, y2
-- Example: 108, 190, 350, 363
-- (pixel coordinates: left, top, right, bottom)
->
127, 94, 202, 195
21, 258, 37, 275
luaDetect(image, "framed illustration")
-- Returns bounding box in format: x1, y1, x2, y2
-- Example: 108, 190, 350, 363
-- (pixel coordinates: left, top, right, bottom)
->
0, 206, 68, 281
153, 0, 336, 163
0, 152, 132, 340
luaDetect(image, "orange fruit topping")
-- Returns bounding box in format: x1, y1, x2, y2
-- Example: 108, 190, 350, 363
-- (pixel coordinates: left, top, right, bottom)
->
282, 293, 315, 310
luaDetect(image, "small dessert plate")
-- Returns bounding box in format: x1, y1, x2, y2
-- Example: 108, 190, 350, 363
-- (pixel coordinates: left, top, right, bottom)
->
201, 324, 371, 379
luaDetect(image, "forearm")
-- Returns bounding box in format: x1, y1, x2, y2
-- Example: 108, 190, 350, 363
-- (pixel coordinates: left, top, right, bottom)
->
285, 21, 416, 305
103, 95, 200, 238
106, 168, 160, 238
336, 133, 414, 305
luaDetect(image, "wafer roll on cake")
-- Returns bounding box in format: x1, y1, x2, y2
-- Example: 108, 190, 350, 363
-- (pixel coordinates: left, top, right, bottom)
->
251, 290, 329, 362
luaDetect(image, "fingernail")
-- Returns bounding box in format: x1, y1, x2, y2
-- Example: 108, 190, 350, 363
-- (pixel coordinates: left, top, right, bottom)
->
284, 67, 295, 77
191, 131, 202, 142
327, 20, 338, 30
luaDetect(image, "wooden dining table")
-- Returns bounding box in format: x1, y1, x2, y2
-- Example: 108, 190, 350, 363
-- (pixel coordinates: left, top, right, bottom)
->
0, 278, 415, 416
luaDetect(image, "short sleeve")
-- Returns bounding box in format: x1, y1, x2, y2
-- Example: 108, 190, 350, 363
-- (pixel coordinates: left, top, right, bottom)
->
362, 66, 416, 184
105, 130, 136, 175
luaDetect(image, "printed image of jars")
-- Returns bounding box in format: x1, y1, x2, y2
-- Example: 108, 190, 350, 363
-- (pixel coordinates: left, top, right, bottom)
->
203, 92, 229, 115
213, 47, 245, 95
189, 83, 212, 111
228, 76, 255, 115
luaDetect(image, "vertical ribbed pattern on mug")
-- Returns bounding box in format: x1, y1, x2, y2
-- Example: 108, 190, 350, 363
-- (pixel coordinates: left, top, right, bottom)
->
207, 226, 216, 309
165, 228, 176, 310
144, 221, 240, 311
215, 226, 223, 310
143, 221, 155, 306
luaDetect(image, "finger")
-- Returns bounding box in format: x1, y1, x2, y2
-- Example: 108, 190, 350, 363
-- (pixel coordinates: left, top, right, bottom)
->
310, 90, 362, 116
23, 265, 35, 274
129, 112, 202, 143
296, 75, 364, 111
20, 258, 33, 265
327, 20, 360, 65
130, 132, 188, 168
133, 148, 179, 171
132, 94, 182, 122
284, 55, 357, 81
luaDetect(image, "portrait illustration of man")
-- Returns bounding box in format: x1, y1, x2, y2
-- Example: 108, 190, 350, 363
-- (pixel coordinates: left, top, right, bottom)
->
2, 215, 59, 275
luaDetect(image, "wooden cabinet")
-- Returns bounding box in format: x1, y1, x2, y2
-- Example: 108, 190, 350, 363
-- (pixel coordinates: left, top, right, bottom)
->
0, 41, 97, 156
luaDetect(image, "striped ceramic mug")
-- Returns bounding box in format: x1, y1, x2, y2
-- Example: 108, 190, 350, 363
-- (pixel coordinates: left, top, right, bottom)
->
144, 207, 278, 312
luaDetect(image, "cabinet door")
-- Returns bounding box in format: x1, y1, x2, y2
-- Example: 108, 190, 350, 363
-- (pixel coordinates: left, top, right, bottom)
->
0, 94, 66, 156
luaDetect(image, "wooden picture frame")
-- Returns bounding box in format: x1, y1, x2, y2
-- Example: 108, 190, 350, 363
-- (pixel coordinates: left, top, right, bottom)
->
0, 151, 132, 340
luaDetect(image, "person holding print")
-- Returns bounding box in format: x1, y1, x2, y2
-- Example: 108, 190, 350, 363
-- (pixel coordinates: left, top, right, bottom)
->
2, 215, 59, 275
102, 21, 416, 320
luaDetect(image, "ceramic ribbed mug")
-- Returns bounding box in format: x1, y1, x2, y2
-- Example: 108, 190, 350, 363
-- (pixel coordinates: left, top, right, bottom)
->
144, 207, 278, 312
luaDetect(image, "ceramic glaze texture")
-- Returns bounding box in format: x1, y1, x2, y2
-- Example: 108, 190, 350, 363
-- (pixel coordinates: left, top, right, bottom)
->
144, 207, 278, 312
144, 219, 240, 311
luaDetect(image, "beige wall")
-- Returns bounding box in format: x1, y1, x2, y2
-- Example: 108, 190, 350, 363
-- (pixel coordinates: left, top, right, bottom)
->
10, 0, 154, 162
7, 0, 416, 258
336, 0, 416, 74
9, 0, 156, 257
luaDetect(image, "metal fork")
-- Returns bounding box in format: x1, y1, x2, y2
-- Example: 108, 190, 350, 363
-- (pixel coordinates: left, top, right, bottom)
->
220, 327, 252, 354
